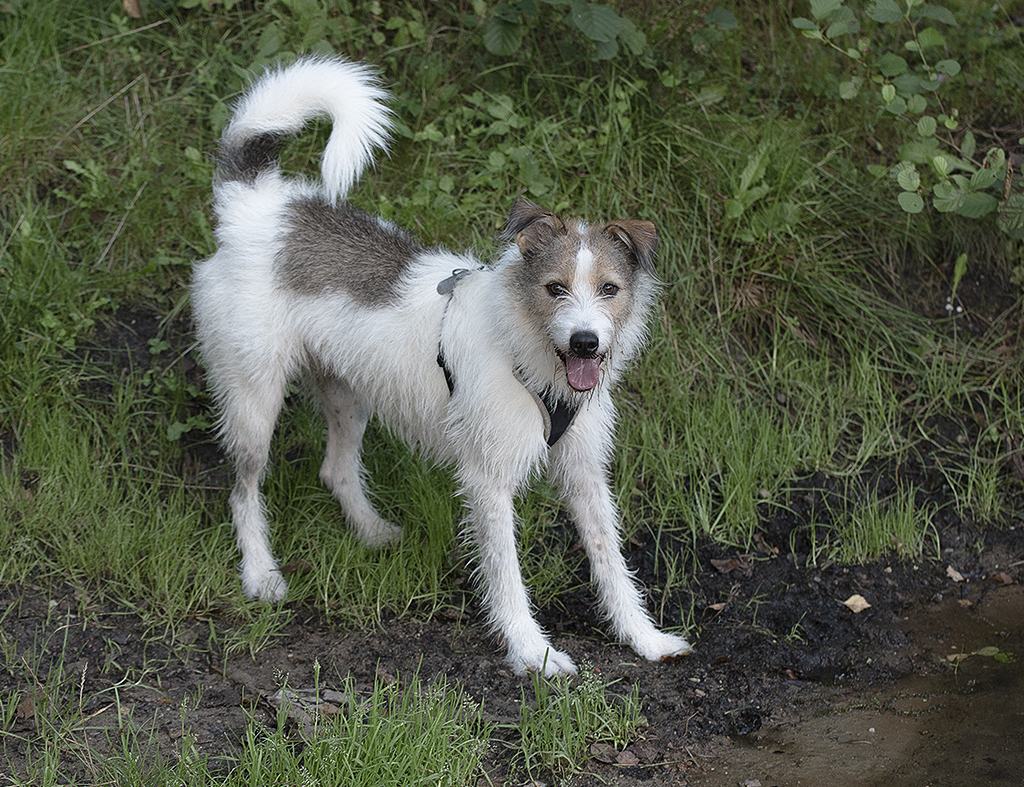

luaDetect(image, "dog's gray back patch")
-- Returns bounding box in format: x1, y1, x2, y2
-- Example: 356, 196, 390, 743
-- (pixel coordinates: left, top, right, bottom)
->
279, 197, 423, 305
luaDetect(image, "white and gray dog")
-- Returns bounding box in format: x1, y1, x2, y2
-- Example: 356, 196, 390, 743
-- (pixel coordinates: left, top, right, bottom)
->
192, 56, 691, 675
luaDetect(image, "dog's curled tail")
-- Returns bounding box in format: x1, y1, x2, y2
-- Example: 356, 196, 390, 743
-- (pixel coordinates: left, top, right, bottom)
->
217, 56, 393, 202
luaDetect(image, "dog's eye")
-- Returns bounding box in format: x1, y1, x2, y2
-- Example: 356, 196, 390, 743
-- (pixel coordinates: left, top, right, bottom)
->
546, 282, 568, 298
601, 283, 619, 297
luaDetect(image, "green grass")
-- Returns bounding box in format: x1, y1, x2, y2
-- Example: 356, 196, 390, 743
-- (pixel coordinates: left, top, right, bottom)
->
1, 0, 1023, 782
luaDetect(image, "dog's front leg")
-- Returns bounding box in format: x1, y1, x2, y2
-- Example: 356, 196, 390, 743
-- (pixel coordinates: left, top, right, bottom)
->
460, 476, 578, 676
549, 423, 693, 662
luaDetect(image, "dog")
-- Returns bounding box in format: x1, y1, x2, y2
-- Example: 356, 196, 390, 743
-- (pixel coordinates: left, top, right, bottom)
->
192, 56, 692, 675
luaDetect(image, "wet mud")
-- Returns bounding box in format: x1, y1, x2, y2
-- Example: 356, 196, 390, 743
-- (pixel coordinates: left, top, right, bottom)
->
2, 511, 1023, 785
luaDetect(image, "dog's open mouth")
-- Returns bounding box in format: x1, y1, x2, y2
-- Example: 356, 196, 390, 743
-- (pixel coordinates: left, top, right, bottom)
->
563, 353, 603, 392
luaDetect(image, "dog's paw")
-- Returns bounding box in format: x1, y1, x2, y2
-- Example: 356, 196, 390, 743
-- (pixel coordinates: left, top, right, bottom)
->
241, 570, 288, 603
630, 629, 693, 662
509, 646, 578, 677
354, 519, 403, 549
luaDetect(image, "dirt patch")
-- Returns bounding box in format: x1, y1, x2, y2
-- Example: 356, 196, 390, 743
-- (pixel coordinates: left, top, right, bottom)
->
3, 504, 1024, 785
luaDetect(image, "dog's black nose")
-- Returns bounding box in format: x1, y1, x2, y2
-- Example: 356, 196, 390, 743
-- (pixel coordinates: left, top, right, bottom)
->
569, 330, 600, 357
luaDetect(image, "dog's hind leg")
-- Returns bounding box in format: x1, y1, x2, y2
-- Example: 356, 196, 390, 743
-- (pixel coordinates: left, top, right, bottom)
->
549, 424, 693, 663
317, 374, 402, 548
220, 377, 290, 603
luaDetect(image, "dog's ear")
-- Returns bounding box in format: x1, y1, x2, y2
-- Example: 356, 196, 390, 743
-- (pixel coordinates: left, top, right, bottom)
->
503, 199, 565, 256
605, 220, 658, 275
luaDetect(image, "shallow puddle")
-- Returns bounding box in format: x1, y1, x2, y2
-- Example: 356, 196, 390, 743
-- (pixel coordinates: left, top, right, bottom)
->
691, 585, 1024, 786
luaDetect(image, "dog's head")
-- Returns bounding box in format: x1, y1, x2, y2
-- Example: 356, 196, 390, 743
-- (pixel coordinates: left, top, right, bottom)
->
502, 199, 659, 393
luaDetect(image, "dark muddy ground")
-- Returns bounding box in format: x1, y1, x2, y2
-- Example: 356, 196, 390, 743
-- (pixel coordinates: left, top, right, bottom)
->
3, 492, 1024, 785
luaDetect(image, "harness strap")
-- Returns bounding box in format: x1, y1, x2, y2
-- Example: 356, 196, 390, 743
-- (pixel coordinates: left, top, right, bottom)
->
436, 269, 579, 448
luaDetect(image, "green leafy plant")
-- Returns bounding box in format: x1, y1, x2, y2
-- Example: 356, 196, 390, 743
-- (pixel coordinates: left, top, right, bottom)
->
791, 0, 1023, 238
482, 0, 646, 59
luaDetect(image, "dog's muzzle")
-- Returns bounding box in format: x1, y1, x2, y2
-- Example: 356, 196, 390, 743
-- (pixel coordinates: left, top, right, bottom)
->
563, 330, 603, 392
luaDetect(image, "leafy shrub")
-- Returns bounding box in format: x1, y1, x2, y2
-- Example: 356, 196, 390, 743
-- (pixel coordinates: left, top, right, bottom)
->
791, 0, 1023, 239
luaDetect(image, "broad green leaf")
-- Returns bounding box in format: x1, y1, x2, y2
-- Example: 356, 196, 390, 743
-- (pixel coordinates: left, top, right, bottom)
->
898, 191, 925, 213
969, 167, 998, 191
917, 26, 945, 48
867, 0, 903, 24
594, 37, 619, 59
827, 18, 860, 37
881, 83, 896, 103
932, 181, 962, 212
618, 17, 646, 55
493, 1, 520, 22
961, 130, 976, 159
936, 59, 961, 76
896, 163, 920, 191
810, 0, 843, 20
791, 17, 818, 30
569, 2, 621, 42
482, 16, 523, 55
724, 198, 745, 219
919, 4, 957, 25
898, 138, 939, 163
839, 79, 860, 99
878, 53, 907, 77
694, 85, 727, 106
744, 182, 771, 207
955, 192, 998, 218
907, 94, 928, 114
705, 6, 738, 30
998, 194, 1024, 239
893, 73, 924, 97
884, 95, 907, 114
739, 142, 771, 194
916, 115, 936, 137
930, 154, 950, 177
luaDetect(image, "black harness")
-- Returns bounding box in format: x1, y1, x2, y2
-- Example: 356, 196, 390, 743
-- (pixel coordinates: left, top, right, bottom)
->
436, 270, 580, 448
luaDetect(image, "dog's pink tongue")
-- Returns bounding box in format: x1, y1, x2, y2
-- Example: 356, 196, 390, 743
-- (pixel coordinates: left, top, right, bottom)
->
566, 356, 601, 391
